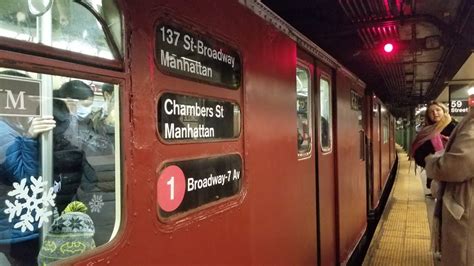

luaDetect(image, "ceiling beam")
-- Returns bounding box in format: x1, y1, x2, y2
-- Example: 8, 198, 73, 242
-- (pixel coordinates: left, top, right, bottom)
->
312, 14, 474, 48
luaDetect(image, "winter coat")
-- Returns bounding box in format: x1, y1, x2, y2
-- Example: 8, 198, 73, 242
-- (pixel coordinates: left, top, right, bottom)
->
425, 108, 474, 266
64, 113, 114, 158
0, 120, 40, 243
414, 120, 456, 168
53, 112, 97, 213
63, 110, 116, 245
0, 102, 96, 244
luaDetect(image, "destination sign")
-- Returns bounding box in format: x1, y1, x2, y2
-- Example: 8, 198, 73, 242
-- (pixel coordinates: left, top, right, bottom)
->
0, 75, 40, 117
157, 93, 240, 141
157, 154, 242, 218
155, 23, 241, 88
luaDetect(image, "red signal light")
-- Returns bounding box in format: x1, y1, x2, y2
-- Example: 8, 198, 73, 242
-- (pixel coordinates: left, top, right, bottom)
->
383, 43, 394, 53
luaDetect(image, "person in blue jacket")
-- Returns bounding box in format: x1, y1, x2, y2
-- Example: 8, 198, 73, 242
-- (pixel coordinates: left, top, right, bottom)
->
0, 70, 57, 264
0, 71, 97, 264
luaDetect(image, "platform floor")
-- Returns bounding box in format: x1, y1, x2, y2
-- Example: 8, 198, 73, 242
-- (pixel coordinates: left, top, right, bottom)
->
363, 146, 437, 266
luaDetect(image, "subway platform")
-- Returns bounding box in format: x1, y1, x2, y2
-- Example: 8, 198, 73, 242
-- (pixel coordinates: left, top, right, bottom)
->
363, 146, 438, 266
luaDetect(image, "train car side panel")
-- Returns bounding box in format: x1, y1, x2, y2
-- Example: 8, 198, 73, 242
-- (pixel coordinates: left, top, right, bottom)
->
336, 73, 367, 263
78, 1, 318, 265
243, 35, 318, 265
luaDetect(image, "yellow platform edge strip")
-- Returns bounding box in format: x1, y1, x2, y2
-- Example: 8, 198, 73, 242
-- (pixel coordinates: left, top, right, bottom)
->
363, 145, 435, 266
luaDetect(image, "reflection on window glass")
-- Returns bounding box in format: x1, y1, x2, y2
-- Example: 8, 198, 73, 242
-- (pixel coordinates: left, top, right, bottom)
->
383, 113, 389, 144
320, 77, 332, 152
0, 0, 122, 59
296, 66, 312, 158
373, 102, 380, 141
0, 68, 120, 265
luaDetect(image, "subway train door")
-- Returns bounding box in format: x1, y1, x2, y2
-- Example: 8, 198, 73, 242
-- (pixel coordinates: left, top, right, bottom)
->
316, 65, 337, 266
296, 52, 320, 264
371, 100, 382, 209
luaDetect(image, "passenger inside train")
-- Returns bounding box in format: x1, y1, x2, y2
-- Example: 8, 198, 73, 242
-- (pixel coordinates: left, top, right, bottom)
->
0, 69, 119, 264
0, 0, 123, 264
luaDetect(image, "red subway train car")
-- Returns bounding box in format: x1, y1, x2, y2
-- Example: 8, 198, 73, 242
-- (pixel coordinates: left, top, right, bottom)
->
0, 0, 396, 265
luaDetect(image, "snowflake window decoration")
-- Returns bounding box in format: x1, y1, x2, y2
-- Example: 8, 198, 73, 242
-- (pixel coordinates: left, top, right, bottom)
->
4, 176, 57, 232
88, 194, 104, 213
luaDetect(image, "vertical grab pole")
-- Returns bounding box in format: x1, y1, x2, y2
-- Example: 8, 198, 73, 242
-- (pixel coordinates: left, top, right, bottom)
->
38, 8, 53, 241
109, 85, 121, 241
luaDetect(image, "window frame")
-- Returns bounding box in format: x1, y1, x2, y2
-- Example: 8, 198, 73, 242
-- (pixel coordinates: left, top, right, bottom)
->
382, 108, 389, 144
0, 34, 125, 263
0, 36, 123, 71
0, 0, 125, 71
319, 73, 333, 154
296, 62, 313, 160
0, 1, 126, 263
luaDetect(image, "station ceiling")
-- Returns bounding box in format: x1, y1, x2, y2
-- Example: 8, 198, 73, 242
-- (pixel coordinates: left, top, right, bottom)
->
262, 0, 474, 117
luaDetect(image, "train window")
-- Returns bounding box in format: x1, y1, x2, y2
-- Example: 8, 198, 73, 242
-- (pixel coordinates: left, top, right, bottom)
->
0, 0, 123, 59
0, 68, 121, 265
296, 66, 312, 158
383, 111, 389, 144
320, 76, 332, 153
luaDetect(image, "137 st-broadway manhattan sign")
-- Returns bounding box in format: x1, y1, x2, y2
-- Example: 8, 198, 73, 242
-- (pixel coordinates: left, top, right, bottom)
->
155, 23, 241, 88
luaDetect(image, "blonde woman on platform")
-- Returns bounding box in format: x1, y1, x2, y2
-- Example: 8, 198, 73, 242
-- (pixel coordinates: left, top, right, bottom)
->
410, 101, 456, 196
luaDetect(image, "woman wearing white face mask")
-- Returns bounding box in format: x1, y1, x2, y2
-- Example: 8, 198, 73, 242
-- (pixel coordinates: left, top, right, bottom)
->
54, 80, 116, 246
55, 80, 114, 157
76, 101, 94, 120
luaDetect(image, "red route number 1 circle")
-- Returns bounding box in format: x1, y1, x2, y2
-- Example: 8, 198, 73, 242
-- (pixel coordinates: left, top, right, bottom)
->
157, 165, 186, 212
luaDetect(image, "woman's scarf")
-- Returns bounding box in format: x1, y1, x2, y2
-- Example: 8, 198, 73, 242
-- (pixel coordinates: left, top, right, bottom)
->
410, 113, 452, 158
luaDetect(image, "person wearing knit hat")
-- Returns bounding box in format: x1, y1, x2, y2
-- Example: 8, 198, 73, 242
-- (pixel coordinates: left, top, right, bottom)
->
38, 201, 96, 265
